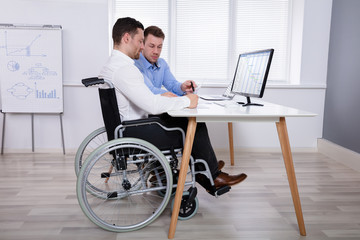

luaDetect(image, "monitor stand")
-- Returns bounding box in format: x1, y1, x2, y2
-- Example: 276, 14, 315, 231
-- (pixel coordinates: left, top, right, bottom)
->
242, 97, 263, 107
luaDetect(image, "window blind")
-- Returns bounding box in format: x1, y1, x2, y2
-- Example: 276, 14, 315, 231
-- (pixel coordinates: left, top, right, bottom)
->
113, 0, 169, 60
113, 0, 290, 83
175, 0, 230, 83
235, 0, 290, 82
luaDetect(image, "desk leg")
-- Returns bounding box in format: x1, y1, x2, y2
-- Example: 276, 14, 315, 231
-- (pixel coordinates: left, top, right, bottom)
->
227, 122, 235, 166
276, 117, 306, 236
168, 117, 197, 239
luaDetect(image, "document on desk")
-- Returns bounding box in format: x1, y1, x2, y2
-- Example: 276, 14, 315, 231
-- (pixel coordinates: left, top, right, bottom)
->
197, 100, 238, 109
197, 99, 227, 109
212, 100, 238, 107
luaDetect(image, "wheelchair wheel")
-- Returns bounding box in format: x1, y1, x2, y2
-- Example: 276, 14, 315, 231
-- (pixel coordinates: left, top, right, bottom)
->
171, 191, 199, 221
156, 170, 178, 197
77, 137, 173, 232
75, 127, 107, 177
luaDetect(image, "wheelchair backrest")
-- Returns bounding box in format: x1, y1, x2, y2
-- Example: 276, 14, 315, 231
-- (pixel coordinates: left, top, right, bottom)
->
98, 88, 121, 141
81, 77, 121, 141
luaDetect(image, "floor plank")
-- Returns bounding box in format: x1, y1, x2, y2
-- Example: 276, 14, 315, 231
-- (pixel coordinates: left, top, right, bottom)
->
0, 151, 360, 240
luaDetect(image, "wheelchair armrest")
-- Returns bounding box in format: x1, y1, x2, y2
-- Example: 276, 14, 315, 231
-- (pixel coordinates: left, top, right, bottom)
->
82, 77, 114, 88
122, 116, 162, 127
82, 77, 104, 87
120, 117, 186, 149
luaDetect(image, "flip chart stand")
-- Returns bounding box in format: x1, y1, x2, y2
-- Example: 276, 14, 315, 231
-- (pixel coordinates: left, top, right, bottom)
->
1, 111, 65, 154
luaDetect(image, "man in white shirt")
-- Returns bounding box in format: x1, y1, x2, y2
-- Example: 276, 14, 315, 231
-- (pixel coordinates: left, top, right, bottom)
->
99, 19, 197, 120
99, 17, 247, 192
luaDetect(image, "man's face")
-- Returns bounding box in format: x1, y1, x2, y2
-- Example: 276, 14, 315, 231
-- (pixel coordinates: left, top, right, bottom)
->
129, 28, 144, 60
142, 34, 164, 64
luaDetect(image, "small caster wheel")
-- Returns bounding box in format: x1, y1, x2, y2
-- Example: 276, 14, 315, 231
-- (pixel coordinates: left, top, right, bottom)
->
171, 191, 199, 220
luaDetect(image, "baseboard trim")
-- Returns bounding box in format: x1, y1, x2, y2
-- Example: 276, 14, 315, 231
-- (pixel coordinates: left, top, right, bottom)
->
214, 147, 317, 154
318, 138, 360, 172
0, 148, 77, 155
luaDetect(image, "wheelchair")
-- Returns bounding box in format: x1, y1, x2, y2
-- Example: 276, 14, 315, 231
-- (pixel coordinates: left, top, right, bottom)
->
76, 77, 231, 232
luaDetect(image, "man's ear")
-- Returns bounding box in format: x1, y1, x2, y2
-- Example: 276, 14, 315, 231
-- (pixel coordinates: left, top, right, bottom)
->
122, 32, 130, 44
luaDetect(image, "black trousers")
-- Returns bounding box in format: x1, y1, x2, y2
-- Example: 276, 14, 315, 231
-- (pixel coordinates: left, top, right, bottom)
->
155, 113, 220, 179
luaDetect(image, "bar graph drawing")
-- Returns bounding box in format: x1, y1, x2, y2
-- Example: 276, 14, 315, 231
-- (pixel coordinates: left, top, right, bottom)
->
34, 82, 58, 99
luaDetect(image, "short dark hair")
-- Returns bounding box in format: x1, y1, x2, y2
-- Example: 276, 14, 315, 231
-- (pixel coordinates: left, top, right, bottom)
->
144, 26, 165, 41
112, 17, 144, 45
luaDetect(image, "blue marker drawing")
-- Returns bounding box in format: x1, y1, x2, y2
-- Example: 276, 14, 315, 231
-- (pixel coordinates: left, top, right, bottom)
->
34, 82, 59, 99
1, 31, 46, 57
7, 60, 20, 71
7, 82, 33, 99
23, 63, 57, 80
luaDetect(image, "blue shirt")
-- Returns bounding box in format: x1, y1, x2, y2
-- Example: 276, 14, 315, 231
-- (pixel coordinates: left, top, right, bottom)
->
134, 53, 184, 96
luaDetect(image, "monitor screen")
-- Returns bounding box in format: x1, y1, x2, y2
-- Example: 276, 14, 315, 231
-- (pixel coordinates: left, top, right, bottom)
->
231, 49, 274, 106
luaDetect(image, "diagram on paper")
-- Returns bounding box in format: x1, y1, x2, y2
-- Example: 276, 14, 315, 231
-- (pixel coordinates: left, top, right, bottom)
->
7, 60, 20, 71
7, 81, 60, 100
0, 31, 46, 57
23, 63, 57, 80
34, 82, 59, 99
0, 26, 63, 113
7, 82, 33, 100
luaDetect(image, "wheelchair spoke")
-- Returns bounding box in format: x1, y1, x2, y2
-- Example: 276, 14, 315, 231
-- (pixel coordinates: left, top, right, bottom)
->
75, 127, 108, 176
77, 138, 173, 232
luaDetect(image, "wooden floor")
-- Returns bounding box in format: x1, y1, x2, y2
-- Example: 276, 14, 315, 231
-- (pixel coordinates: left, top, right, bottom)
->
1, 151, 360, 240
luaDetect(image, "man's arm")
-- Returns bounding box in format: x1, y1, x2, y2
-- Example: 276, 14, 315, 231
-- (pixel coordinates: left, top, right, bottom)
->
144, 74, 176, 97
135, 57, 168, 95
114, 64, 197, 115
143, 74, 167, 95
161, 61, 184, 96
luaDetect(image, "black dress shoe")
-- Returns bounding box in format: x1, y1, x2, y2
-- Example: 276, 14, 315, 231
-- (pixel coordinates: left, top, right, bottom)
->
218, 160, 225, 170
214, 172, 247, 188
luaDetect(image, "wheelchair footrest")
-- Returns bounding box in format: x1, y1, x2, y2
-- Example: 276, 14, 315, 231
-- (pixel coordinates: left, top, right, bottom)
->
195, 174, 231, 197
212, 185, 231, 197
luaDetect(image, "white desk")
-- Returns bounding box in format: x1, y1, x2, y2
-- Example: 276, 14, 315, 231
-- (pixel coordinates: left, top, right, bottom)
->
167, 101, 316, 239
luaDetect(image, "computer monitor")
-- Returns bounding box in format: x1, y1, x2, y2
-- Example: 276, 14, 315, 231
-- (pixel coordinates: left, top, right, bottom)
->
231, 49, 274, 106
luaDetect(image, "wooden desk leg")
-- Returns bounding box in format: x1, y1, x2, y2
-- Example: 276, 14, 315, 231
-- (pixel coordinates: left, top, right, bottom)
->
168, 117, 197, 239
276, 117, 306, 236
228, 122, 235, 166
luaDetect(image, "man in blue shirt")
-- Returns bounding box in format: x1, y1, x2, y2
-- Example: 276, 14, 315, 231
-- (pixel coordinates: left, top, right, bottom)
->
135, 26, 247, 191
134, 26, 195, 97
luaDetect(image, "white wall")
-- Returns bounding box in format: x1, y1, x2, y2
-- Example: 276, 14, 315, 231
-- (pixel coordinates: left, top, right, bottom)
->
0, 0, 332, 153
0, 0, 109, 152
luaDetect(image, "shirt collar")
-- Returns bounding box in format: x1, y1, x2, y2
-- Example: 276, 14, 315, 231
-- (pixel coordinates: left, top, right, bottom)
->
140, 53, 160, 70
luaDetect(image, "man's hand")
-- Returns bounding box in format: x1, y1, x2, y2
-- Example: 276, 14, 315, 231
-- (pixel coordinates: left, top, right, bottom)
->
161, 92, 177, 97
185, 93, 198, 108
181, 80, 197, 93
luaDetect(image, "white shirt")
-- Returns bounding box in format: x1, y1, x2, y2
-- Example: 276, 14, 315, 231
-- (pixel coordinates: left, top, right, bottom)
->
99, 50, 190, 121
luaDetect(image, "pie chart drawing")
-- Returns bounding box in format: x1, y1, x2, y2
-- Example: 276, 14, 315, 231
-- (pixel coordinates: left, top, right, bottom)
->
7, 61, 20, 72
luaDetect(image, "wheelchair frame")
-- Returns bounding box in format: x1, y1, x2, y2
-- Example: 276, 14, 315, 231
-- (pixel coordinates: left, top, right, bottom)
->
76, 77, 219, 232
